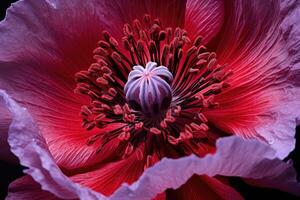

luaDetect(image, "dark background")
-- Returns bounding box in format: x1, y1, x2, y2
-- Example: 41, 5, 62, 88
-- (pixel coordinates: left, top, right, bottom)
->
0, 0, 299, 199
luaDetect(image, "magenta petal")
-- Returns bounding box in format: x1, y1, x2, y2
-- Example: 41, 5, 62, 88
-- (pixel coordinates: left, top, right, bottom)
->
110, 136, 300, 200
103, 0, 187, 34
185, 0, 224, 43
0, 90, 104, 200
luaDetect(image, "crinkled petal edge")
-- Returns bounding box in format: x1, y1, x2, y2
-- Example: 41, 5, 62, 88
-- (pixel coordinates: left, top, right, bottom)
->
110, 137, 300, 199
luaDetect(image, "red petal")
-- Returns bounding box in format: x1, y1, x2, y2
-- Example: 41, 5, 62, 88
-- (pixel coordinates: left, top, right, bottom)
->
185, 0, 224, 43
207, 0, 283, 132
153, 192, 166, 200
71, 149, 144, 196
166, 175, 243, 200
0, 0, 109, 169
0, 0, 187, 171
203, 1, 297, 157
103, 0, 187, 38
1, 91, 105, 199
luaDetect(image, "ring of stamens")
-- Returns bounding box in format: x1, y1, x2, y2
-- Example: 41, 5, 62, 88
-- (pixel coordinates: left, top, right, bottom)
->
74, 14, 231, 166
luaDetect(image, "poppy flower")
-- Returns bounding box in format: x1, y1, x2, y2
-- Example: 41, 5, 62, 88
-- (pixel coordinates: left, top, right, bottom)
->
1, 0, 300, 199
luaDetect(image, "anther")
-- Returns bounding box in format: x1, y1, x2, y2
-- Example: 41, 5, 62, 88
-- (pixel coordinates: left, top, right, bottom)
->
109, 37, 119, 47
135, 122, 144, 130
102, 31, 110, 41
123, 24, 133, 36
180, 131, 193, 140
123, 143, 134, 158
150, 127, 161, 135
118, 131, 131, 141
193, 36, 202, 47
98, 41, 110, 49
143, 14, 151, 24
197, 113, 208, 123
167, 135, 179, 145
113, 105, 123, 115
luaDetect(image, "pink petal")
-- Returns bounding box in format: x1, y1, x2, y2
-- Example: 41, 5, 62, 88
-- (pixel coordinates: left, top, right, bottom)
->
185, 0, 224, 43
202, 0, 300, 158
166, 175, 243, 200
109, 136, 300, 200
0, 90, 105, 200
281, 0, 300, 81
280, 0, 300, 123
255, 96, 300, 158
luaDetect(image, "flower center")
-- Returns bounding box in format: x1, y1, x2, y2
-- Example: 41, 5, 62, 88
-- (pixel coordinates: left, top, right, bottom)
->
74, 14, 231, 164
124, 62, 173, 116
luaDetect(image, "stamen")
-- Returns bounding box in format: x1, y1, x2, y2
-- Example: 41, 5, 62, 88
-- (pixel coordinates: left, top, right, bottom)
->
74, 14, 232, 162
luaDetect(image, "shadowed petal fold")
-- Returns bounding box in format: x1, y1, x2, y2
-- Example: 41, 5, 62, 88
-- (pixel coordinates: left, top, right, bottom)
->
166, 175, 243, 200
0, 102, 17, 163
7, 176, 61, 200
